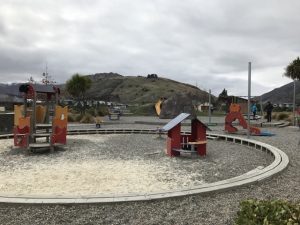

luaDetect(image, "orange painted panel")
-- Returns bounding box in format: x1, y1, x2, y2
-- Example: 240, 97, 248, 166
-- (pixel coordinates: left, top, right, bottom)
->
229, 104, 241, 113
18, 117, 30, 129
52, 118, 67, 129
55, 106, 68, 120
14, 105, 24, 126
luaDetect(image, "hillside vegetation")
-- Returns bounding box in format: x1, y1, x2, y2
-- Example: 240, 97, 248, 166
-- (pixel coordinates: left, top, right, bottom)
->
85, 73, 210, 104
260, 81, 300, 104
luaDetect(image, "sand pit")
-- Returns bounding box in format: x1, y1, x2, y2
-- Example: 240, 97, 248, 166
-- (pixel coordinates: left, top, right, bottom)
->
0, 134, 272, 196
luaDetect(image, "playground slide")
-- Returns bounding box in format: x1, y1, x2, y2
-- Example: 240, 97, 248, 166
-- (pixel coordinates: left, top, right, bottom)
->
225, 111, 261, 135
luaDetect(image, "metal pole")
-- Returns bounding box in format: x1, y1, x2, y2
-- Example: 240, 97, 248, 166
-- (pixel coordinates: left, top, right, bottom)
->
260, 96, 263, 117
208, 89, 211, 124
247, 62, 251, 139
293, 79, 296, 126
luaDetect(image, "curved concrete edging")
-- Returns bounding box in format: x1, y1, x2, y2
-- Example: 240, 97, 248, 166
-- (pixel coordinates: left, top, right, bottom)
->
0, 129, 289, 204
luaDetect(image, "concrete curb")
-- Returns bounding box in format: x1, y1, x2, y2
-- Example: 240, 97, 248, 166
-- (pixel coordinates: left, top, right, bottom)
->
0, 129, 289, 204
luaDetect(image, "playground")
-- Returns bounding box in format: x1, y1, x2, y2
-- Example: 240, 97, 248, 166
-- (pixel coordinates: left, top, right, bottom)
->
0, 91, 299, 224
0, 114, 298, 224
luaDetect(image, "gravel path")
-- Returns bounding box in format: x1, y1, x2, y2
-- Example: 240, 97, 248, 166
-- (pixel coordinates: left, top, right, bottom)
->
0, 122, 299, 225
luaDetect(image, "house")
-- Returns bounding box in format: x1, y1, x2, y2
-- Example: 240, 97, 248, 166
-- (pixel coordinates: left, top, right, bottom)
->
161, 113, 210, 157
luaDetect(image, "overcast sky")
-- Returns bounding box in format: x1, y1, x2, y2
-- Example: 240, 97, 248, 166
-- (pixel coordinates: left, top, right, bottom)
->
0, 0, 299, 96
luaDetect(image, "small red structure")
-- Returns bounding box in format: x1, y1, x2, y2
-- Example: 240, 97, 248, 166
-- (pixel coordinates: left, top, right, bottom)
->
225, 103, 261, 135
161, 113, 209, 157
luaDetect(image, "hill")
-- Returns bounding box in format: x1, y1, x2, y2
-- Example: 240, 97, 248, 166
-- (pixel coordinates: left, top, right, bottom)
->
1, 76, 299, 107
260, 81, 300, 105
84, 73, 211, 104
0, 83, 21, 96
0, 74, 212, 105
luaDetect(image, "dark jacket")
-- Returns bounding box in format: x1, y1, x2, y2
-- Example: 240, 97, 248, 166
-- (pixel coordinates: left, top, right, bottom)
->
264, 103, 273, 113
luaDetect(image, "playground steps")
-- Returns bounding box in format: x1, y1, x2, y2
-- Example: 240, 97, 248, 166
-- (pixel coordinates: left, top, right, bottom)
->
29, 143, 64, 148
172, 148, 198, 154
32, 133, 51, 137
29, 143, 51, 148
36, 124, 52, 129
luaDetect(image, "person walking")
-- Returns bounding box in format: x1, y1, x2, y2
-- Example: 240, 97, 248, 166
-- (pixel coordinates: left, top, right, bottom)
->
264, 101, 274, 122
251, 103, 257, 120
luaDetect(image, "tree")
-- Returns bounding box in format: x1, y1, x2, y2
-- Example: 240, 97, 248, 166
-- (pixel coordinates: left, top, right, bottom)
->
218, 88, 228, 102
66, 73, 92, 113
284, 57, 300, 80
284, 57, 300, 125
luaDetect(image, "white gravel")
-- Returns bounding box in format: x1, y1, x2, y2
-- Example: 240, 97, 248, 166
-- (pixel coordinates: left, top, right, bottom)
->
0, 133, 271, 196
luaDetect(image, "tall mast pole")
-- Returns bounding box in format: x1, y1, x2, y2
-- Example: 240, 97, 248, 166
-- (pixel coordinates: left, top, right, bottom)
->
247, 62, 251, 139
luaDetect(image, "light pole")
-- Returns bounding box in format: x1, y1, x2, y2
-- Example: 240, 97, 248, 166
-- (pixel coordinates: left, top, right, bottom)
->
208, 89, 211, 124
247, 62, 251, 139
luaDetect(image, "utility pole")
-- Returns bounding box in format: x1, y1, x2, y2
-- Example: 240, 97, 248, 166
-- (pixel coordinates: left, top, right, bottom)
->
208, 89, 211, 124
247, 62, 251, 139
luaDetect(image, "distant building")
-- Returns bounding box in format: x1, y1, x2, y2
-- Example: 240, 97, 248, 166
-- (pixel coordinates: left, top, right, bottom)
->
0, 94, 23, 110
197, 103, 213, 112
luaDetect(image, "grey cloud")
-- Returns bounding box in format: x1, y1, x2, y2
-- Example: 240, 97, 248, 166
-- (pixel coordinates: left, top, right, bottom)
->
0, 0, 299, 96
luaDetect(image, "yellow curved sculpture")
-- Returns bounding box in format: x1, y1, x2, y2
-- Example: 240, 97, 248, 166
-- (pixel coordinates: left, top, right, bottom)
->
155, 99, 162, 116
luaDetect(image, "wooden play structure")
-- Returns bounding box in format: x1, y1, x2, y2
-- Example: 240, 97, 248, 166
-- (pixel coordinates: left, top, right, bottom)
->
161, 113, 209, 157
225, 103, 261, 135
13, 84, 68, 153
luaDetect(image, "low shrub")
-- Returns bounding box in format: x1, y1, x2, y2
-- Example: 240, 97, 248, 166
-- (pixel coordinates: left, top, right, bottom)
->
277, 112, 289, 120
82, 106, 109, 117
68, 107, 79, 114
75, 114, 83, 122
80, 113, 94, 123
67, 114, 76, 122
97, 106, 109, 116
234, 199, 300, 225
86, 108, 97, 117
